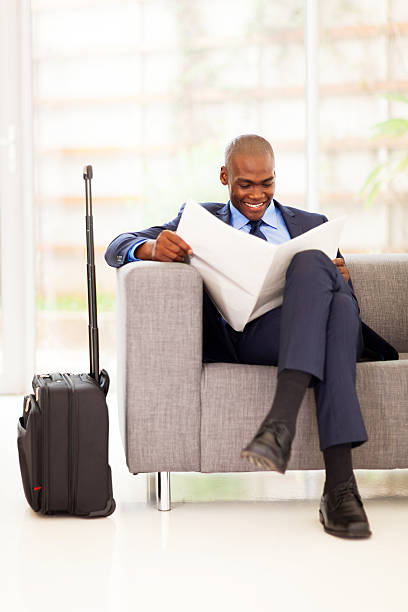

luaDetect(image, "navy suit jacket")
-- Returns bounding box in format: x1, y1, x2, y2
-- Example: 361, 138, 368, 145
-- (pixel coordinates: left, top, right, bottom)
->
105, 199, 398, 361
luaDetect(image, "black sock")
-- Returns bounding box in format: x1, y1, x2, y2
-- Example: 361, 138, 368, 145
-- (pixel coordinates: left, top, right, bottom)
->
264, 369, 312, 439
323, 443, 353, 493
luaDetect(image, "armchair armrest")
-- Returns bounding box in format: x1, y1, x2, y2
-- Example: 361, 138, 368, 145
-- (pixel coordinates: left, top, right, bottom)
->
116, 262, 203, 473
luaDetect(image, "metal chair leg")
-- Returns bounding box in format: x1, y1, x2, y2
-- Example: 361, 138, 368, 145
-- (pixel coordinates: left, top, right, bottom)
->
156, 471, 171, 511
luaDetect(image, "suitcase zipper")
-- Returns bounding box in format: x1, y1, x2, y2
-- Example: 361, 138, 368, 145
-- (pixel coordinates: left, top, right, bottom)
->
62, 374, 77, 514
32, 375, 49, 513
24, 396, 31, 413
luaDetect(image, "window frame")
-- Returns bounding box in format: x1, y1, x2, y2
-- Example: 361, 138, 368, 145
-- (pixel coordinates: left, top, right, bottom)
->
0, 0, 35, 393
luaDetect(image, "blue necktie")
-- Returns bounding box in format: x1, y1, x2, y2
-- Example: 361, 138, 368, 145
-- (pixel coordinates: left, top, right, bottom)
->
249, 219, 267, 241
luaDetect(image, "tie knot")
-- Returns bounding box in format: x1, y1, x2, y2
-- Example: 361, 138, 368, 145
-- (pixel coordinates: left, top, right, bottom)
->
249, 219, 262, 233
248, 218, 267, 240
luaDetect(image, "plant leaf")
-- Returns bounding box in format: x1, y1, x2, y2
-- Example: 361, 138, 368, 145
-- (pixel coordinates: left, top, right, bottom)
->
364, 180, 382, 208
394, 152, 408, 173
373, 118, 408, 138
384, 153, 408, 182
383, 93, 408, 105
360, 163, 386, 196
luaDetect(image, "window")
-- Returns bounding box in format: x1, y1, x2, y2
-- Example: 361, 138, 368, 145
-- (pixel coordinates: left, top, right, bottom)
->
319, 0, 408, 251
31, 0, 307, 375
16, 0, 408, 382
0, 0, 35, 393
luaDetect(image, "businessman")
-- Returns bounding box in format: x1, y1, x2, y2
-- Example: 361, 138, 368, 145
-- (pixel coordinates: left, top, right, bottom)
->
106, 134, 398, 539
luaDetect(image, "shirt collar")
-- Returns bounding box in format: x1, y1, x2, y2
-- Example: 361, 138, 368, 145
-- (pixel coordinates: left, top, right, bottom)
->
228, 200, 278, 230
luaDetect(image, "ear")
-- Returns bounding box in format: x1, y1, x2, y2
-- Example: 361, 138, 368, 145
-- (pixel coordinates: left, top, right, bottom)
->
220, 165, 228, 186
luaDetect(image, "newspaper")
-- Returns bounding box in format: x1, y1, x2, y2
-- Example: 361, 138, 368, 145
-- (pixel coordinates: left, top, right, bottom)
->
177, 201, 345, 332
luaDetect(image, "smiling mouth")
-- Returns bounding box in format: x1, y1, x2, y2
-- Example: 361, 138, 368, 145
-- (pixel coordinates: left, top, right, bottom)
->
242, 201, 266, 209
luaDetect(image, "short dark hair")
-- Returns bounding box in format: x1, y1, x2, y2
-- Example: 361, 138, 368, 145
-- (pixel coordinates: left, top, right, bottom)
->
224, 134, 274, 169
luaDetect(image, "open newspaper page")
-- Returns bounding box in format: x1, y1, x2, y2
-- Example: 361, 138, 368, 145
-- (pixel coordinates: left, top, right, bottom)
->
248, 216, 347, 323
177, 202, 276, 330
177, 201, 345, 331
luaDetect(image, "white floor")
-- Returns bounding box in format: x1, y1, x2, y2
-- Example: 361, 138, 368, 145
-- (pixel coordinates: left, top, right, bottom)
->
3, 393, 408, 612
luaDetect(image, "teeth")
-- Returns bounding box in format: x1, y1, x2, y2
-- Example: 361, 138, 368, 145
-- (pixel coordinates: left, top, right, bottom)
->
244, 202, 264, 208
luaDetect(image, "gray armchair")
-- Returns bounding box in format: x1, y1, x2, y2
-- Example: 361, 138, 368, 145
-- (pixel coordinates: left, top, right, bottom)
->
116, 254, 408, 510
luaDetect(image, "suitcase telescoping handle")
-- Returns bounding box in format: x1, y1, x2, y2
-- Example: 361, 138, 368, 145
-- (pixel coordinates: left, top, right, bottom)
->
83, 165, 100, 383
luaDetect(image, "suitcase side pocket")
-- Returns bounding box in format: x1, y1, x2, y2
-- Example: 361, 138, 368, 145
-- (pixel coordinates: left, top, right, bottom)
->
17, 397, 43, 512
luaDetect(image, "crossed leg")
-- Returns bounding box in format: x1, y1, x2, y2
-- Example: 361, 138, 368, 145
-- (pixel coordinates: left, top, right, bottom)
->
229, 249, 370, 538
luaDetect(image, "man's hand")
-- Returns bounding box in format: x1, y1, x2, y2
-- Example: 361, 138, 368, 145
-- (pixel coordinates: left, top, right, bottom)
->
135, 230, 193, 262
332, 257, 350, 283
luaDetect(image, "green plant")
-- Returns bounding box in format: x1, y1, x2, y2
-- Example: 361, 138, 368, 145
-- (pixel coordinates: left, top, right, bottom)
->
360, 93, 408, 207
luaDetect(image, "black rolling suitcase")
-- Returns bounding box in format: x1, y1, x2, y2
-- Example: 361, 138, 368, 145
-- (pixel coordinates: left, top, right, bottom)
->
17, 166, 115, 517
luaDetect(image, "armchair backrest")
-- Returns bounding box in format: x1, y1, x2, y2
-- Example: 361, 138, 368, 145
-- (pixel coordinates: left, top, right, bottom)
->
346, 254, 408, 353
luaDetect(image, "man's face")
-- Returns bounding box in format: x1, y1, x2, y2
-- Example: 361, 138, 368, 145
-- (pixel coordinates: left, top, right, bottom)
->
220, 152, 276, 221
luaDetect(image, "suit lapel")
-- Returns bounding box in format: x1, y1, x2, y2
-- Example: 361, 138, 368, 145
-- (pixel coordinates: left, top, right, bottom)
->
274, 200, 303, 238
214, 202, 231, 225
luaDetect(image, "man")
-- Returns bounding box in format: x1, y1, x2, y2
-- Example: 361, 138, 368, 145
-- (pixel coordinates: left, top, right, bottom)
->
106, 134, 397, 539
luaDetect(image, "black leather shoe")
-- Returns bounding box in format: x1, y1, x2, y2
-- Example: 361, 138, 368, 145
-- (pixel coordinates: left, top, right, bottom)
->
241, 420, 292, 473
319, 476, 371, 539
